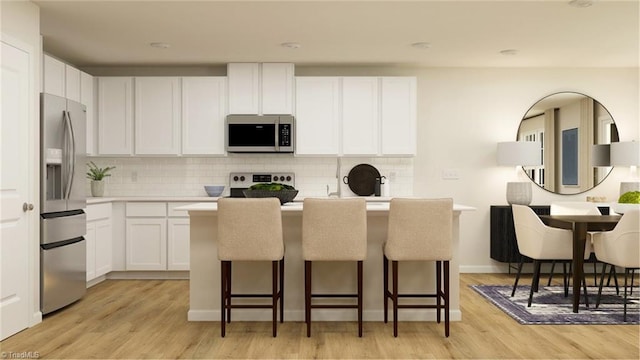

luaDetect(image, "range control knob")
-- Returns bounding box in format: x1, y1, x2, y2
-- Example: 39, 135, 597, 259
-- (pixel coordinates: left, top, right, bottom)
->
274, 176, 280, 181
286, 176, 292, 182
240, 176, 245, 182
233, 176, 239, 182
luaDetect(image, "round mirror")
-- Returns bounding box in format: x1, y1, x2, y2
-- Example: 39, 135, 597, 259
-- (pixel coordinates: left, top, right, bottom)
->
517, 92, 618, 194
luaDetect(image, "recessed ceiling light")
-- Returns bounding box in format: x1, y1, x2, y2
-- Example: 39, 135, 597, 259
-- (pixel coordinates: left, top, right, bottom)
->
568, 0, 594, 8
411, 42, 431, 49
500, 49, 519, 56
149, 42, 171, 49
281, 42, 301, 49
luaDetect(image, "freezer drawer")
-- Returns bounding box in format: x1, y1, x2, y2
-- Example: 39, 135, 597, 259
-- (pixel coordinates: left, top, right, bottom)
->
41, 237, 86, 314
41, 210, 86, 245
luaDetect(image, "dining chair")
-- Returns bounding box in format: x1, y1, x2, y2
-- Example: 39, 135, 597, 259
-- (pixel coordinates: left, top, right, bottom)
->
592, 210, 640, 321
511, 204, 590, 307
302, 198, 367, 337
383, 198, 453, 337
217, 198, 285, 337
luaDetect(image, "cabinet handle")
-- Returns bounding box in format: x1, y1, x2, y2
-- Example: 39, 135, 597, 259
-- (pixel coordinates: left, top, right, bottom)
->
22, 203, 34, 212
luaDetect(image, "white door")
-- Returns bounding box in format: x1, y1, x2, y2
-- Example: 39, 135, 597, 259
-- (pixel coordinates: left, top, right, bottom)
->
342, 77, 379, 155
295, 77, 340, 155
1, 39, 32, 340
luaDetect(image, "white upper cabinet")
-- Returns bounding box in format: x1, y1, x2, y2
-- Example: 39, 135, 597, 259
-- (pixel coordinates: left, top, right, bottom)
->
81, 71, 96, 155
64, 65, 81, 102
380, 77, 416, 156
97, 77, 134, 155
134, 77, 181, 155
295, 76, 416, 157
43, 54, 65, 97
228, 63, 294, 115
261, 63, 294, 114
341, 77, 379, 155
182, 77, 227, 155
295, 77, 340, 155
228, 63, 259, 114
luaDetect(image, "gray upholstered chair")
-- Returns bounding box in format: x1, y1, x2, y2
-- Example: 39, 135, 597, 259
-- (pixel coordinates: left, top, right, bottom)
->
302, 198, 367, 337
383, 198, 453, 337
592, 210, 640, 321
217, 198, 285, 337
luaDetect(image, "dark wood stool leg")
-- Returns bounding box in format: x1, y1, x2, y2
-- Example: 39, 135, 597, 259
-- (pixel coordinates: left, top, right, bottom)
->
444, 260, 450, 338
279, 258, 285, 323
383, 254, 389, 323
436, 260, 442, 324
221, 261, 227, 337
357, 260, 363, 338
392, 260, 399, 337
226, 261, 232, 323
305, 260, 312, 337
547, 261, 556, 286
272, 260, 278, 337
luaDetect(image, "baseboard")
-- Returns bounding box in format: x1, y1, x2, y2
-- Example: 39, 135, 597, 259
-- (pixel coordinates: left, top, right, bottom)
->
30, 311, 42, 327
460, 265, 508, 273
107, 271, 189, 280
188, 309, 462, 322
87, 275, 107, 288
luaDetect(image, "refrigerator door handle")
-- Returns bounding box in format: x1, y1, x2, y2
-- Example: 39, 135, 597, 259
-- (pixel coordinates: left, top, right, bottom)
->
63, 110, 74, 200
66, 110, 76, 197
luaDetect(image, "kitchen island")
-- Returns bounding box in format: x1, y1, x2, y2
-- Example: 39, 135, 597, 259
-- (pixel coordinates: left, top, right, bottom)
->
179, 201, 474, 322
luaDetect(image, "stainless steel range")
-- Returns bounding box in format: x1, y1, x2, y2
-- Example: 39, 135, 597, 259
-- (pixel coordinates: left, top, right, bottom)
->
228, 172, 296, 198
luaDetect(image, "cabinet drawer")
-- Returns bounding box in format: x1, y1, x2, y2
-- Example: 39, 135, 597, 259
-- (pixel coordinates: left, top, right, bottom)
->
126, 202, 167, 217
86, 203, 112, 221
168, 202, 194, 217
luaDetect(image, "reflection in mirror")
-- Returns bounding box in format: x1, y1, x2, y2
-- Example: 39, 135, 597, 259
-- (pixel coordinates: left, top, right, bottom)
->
517, 92, 618, 195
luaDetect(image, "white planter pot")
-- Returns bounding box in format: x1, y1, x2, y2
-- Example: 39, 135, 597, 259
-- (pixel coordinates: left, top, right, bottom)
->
91, 180, 104, 197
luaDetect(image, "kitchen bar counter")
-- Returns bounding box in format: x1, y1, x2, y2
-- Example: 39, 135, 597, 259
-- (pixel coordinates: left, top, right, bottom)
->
180, 201, 474, 323
87, 196, 219, 205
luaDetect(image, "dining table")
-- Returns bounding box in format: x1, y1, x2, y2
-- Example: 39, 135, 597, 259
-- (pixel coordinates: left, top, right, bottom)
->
539, 214, 621, 313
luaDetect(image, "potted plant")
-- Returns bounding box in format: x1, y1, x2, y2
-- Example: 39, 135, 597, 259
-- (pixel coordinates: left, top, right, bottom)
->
86, 161, 115, 197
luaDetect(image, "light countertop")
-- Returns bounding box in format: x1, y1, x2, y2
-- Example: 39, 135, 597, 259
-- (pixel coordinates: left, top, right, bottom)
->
177, 202, 476, 213
86, 196, 219, 205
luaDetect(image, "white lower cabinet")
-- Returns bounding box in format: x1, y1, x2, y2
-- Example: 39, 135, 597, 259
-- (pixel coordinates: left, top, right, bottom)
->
125, 202, 190, 271
86, 203, 113, 282
167, 219, 190, 270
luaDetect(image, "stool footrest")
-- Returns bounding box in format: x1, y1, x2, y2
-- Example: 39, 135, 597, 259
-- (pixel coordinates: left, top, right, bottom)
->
311, 304, 358, 309
231, 294, 275, 298
311, 294, 358, 298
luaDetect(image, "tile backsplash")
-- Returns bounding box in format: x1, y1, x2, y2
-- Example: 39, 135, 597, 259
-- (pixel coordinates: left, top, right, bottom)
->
86, 156, 413, 198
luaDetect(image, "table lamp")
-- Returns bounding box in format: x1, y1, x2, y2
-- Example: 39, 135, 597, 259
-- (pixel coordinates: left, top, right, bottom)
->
497, 141, 541, 205
610, 141, 640, 195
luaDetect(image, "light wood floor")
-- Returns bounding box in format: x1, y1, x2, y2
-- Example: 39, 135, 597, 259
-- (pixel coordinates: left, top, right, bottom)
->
2, 273, 638, 359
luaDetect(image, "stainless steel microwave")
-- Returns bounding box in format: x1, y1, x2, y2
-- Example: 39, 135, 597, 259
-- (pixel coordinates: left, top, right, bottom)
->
226, 115, 294, 153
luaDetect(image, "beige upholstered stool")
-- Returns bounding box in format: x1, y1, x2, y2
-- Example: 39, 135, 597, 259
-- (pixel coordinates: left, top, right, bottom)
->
217, 198, 285, 337
302, 198, 367, 337
383, 198, 453, 337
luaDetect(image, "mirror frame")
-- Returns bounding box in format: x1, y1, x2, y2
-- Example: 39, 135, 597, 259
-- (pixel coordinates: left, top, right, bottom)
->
517, 91, 618, 195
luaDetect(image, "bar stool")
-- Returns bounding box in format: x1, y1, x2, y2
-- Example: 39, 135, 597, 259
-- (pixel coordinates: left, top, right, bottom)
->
217, 198, 285, 337
383, 198, 453, 337
302, 198, 367, 337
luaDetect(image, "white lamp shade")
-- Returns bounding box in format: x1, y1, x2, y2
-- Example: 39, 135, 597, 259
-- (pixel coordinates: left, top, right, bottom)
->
610, 141, 640, 166
496, 141, 541, 166
591, 144, 611, 167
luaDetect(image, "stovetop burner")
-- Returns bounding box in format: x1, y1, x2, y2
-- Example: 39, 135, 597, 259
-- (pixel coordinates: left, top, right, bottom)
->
228, 172, 295, 198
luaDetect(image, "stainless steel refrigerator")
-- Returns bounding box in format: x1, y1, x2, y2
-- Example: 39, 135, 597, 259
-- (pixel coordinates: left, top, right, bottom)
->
40, 93, 87, 314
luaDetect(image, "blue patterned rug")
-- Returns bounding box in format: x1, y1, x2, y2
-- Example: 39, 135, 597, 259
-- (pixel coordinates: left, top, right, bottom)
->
471, 284, 639, 325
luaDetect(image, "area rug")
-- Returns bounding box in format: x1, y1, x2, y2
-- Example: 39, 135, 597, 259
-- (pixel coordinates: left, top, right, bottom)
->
471, 284, 639, 325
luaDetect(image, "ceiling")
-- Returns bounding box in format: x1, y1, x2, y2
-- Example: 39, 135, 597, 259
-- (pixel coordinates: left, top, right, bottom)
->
34, 0, 639, 68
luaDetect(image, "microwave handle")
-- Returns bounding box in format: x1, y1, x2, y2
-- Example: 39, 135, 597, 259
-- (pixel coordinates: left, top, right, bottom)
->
274, 120, 280, 152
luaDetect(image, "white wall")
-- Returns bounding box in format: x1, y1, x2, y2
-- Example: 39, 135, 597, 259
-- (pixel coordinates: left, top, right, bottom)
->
1, 0, 42, 325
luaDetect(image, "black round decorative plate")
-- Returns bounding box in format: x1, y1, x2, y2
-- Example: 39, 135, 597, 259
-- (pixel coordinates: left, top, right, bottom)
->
343, 164, 381, 196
